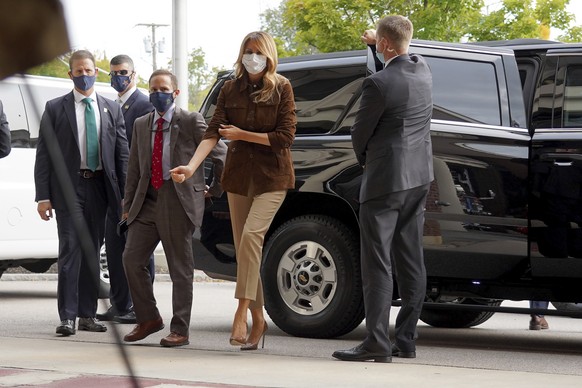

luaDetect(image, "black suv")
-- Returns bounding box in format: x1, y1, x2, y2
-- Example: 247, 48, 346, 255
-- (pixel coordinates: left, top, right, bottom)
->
193, 39, 582, 338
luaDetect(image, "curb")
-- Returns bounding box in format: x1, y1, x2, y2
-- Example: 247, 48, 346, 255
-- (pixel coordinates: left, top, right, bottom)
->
1, 271, 214, 283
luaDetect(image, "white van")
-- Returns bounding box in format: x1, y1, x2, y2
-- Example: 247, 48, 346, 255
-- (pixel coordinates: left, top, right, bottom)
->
0, 74, 118, 291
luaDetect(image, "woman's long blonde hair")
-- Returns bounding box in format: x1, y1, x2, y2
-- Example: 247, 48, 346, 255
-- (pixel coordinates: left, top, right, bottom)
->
234, 31, 281, 103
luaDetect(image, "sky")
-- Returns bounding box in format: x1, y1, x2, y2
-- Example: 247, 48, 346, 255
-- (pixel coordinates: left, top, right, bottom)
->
60, 0, 581, 79
60, 0, 281, 78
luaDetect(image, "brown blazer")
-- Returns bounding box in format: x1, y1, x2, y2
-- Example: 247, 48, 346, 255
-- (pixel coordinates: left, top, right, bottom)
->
203, 74, 296, 196
124, 108, 226, 228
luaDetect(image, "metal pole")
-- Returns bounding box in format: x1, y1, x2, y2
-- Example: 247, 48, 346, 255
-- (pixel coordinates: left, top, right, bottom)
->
136, 23, 169, 73
151, 25, 157, 70
173, 0, 189, 110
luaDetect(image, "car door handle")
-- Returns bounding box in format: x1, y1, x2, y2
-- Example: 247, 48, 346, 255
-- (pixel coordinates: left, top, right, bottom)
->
540, 153, 582, 164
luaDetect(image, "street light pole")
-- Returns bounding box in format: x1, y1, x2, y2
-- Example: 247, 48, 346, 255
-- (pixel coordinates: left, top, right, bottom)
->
136, 23, 169, 71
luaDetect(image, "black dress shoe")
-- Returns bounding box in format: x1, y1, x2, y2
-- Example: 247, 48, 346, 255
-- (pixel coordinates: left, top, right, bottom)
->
78, 317, 107, 332
332, 344, 391, 363
96, 307, 115, 321
56, 319, 76, 336
391, 343, 416, 358
114, 310, 137, 324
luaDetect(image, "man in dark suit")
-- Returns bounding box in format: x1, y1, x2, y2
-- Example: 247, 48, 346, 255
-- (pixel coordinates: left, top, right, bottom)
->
35, 50, 129, 336
0, 99, 11, 159
333, 15, 433, 363
122, 69, 226, 347
96, 54, 154, 324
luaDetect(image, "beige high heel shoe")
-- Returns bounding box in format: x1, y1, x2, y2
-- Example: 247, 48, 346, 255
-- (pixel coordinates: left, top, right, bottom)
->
241, 322, 268, 351
229, 322, 247, 346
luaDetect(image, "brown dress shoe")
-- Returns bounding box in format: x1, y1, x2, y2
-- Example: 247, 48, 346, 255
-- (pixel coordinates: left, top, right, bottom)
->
160, 332, 189, 347
123, 318, 164, 342
529, 315, 549, 330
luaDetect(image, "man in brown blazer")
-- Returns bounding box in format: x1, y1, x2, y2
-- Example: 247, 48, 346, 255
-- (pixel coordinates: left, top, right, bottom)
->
122, 69, 226, 347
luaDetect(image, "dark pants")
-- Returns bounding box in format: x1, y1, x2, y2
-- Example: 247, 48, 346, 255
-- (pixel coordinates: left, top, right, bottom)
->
55, 175, 107, 320
360, 184, 430, 355
105, 209, 155, 315
123, 181, 195, 336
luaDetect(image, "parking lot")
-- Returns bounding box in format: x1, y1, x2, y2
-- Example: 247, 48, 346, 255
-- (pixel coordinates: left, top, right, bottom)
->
1, 278, 581, 387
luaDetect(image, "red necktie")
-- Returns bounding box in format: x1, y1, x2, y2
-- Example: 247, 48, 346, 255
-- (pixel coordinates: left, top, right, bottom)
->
151, 118, 164, 190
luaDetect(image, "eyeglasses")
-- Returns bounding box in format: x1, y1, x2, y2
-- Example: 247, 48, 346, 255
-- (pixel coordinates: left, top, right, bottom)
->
109, 70, 134, 77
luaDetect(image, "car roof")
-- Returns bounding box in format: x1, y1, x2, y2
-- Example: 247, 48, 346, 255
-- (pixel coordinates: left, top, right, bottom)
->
470, 38, 582, 53
277, 39, 517, 66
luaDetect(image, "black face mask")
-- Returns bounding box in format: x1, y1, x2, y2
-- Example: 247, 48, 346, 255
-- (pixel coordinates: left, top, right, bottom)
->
111, 74, 131, 93
149, 92, 174, 113
73, 75, 96, 91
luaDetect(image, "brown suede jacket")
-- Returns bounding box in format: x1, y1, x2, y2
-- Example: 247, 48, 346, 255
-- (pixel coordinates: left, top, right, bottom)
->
203, 74, 296, 196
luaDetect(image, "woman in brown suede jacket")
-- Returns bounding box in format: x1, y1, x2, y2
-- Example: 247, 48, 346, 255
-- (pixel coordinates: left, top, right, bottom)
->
170, 31, 296, 351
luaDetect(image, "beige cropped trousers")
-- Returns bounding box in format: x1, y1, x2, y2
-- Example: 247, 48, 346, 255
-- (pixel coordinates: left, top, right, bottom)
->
227, 190, 286, 310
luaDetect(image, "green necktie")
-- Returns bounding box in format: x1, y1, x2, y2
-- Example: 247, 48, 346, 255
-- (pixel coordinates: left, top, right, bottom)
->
82, 97, 99, 171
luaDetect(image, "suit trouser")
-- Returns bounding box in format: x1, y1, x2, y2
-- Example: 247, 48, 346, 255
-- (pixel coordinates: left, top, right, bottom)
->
360, 184, 429, 354
105, 209, 155, 315
55, 174, 107, 320
227, 190, 286, 310
123, 181, 195, 336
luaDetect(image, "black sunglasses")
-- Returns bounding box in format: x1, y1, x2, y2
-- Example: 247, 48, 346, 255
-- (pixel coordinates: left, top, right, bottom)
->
109, 70, 134, 77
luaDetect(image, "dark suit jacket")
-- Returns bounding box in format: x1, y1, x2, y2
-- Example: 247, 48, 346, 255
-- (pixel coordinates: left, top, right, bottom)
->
120, 89, 153, 146
0, 100, 11, 158
124, 108, 227, 228
34, 91, 129, 212
351, 54, 434, 202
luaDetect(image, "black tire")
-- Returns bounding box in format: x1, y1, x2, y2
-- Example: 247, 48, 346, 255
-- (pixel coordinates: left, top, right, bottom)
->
21, 260, 55, 273
551, 302, 582, 318
420, 298, 502, 328
262, 215, 364, 338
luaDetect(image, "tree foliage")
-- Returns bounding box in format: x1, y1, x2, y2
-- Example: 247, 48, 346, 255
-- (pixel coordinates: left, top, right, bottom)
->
26, 56, 70, 78
25, 47, 220, 110
26, 51, 150, 90
261, 0, 578, 55
469, 0, 574, 41
187, 47, 225, 111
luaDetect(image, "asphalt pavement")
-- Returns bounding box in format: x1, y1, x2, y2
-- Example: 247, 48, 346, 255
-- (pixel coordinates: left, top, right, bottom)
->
0, 277, 580, 388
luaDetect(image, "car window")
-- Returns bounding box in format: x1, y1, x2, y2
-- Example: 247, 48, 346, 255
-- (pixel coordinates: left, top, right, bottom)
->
281, 66, 365, 135
337, 56, 503, 130
427, 57, 501, 126
563, 65, 582, 128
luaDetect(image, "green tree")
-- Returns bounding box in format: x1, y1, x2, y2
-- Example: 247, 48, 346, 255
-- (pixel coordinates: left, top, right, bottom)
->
274, 0, 395, 53
187, 47, 225, 111
412, 0, 484, 41
262, 0, 485, 54
469, 0, 574, 41
95, 56, 112, 83
558, 24, 582, 42
262, 0, 577, 54
26, 51, 113, 83
261, 2, 313, 57
26, 56, 69, 78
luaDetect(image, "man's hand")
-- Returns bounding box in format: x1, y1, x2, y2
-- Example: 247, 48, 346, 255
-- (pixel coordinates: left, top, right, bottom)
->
37, 201, 53, 221
170, 165, 194, 183
361, 29, 377, 45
